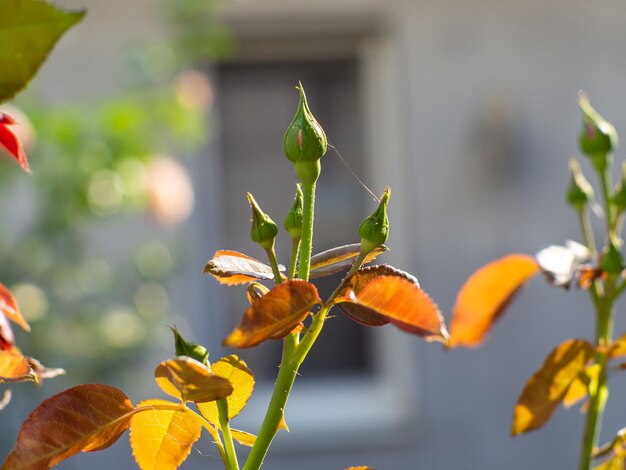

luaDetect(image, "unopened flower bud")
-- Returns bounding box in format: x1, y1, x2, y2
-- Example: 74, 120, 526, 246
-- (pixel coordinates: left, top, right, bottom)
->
283, 83, 327, 184
284, 185, 303, 241
171, 326, 209, 365
247, 193, 278, 250
578, 92, 618, 167
601, 237, 624, 276
566, 159, 593, 212
359, 187, 390, 254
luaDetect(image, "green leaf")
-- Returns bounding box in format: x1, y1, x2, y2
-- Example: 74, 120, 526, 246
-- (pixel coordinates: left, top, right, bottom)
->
0, 0, 85, 102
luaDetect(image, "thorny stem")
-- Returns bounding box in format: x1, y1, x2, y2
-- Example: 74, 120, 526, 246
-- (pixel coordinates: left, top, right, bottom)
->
579, 154, 618, 470
217, 399, 240, 470
297, 181, 315, 281
265, 247, 283, 284
287, 239, 301, 279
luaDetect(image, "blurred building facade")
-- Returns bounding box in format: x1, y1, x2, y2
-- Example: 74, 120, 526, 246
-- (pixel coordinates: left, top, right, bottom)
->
18, 0, 626, 469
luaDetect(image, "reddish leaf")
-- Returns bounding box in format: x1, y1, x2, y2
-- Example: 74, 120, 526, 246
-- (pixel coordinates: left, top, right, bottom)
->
155, 357, 233, 404
512, 339, 595, 436
0, 314, 15, 351
224, 280, 321, 348
340, 275, 447, 341
204, 250, 284, 285
449, 254, 539, 347
2, 384, 135, 469
130, 399, 202, 470
309, 244, 388, 279
338, 265, 420, 326
0, 283, 30, 332
0, 114, 30, 173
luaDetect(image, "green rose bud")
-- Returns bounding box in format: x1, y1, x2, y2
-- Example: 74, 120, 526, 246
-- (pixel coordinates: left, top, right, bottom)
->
614, 163, 626, 213
601, 236, 624, 276
284, 83, 327, 184
170, 326, 209, 365
359, 187, 390, 254
578, 92, 618, 169
247, 193, 278, 250
566, 159, 594, 212
284, 184, 303, 241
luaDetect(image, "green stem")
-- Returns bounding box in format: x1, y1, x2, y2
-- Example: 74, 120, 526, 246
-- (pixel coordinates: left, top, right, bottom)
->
243, 334, 298, 470
599, 161, 616, 238
265, 247, 283, 284
217, 400, 239, 470
287, 239, 301, 279
578, 210, 603, 301
579, 291, 614, 470
298, 181, 315, 281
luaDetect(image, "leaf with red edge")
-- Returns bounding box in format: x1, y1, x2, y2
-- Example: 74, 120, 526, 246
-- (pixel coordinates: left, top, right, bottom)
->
339, 275, 448, 342
204, 250, 285, 285
512, 339, 595, 436
154, 357, 233, 404
0, 115, 30, 173
1, 384, 135, 469
309, 244, 388, 279
0, 282, 30, 331
337, 265, 420, 327
130, 399, 202, 470
224, 280, 321, 348
0, 314, 15, 351
449, 254, 539, 348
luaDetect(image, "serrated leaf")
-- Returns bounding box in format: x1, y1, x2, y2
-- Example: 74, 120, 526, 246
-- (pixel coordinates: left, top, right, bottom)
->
231, 429, 256, 447
223, 280, 321, 348
0, 0, 85, 102
338, 265, 420, 326
449, 254, 539, 347
204, 250, 285, 285
2, 384, 135, 469
340, 275, 447, 341
197, 355, 254, 423
309, 244, 388, 279
512, 339, 595, 436
130, 399, 202, 470
155, 357, 233, 404
0, 282, 29, 331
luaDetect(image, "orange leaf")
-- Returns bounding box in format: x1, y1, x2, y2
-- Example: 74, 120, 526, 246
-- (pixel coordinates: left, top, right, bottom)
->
341, 275, 447, 341
130, 399, 202, 470
609, 333, 626, 359
0, 114, 30, 173
204, 250, 284, 285
223, 280, 321, 348
512, 339, 595, 436
309, 244, 388, 279
2, 384, 135, 469
0, 350, 34, 383
0, 283, 29, 332
197, 355, 254, 424
338, 265, 420, 327
449, 254, 539, 347
155, 357, 233, 404
345, 467, 376, 470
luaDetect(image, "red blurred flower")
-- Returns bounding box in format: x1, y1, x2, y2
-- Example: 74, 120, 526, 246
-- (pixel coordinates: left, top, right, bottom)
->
0, 113, 30, 173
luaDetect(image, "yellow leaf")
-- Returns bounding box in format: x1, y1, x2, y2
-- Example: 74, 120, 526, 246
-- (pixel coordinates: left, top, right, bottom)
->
197, 355, 254, 423
595, 454, 625, 470
130, 399, 202, 470
563, 364, 600, 409
231, 429, 256, 447
450, 254, 539, 347
155, 357, 233, 403
223, 280, 321, 349
512, 339, 595, 436
345, 467, 376, 470
0, 350, 34, 383
204, 250, 284, 285
0, 283, 29, 331
609, 333, 626, 359
2, 384, 135, 469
